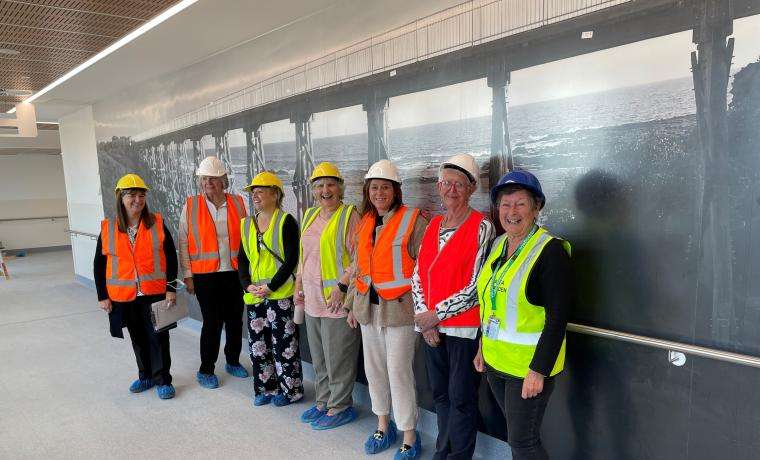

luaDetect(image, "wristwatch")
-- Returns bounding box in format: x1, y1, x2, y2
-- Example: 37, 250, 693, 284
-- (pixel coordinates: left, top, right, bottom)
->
337, 282, 348, 293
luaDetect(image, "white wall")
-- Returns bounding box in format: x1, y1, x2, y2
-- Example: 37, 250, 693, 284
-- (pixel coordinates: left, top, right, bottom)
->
59, 106, 103, 281
0, 153, 69, 250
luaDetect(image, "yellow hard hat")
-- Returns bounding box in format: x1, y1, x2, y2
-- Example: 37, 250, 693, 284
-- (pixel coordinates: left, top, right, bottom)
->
310, 162, 343, 183
115, 173, 149, 191
244, 171, 283, 192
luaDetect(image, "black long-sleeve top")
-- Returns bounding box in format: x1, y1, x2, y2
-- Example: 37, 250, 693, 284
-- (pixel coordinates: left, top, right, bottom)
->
93, 226, 178, 302
489, 238, 573, 377
237, 213, 299, 292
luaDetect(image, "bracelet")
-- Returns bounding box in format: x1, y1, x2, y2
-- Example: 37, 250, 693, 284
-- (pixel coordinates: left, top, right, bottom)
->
337, 282, 348, 293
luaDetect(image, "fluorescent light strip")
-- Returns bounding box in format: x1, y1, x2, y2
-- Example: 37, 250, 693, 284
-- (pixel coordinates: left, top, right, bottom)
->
7, 0, 199, 114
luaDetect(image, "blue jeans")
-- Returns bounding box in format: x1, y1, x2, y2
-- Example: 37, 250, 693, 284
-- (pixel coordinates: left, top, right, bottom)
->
486, 370, 555, 460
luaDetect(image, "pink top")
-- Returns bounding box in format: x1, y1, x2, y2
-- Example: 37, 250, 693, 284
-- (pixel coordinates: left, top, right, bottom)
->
299, 207, 359, 318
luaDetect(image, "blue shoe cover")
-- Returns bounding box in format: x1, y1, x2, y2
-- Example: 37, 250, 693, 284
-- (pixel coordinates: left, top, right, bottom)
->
272, 394, 292, 407
394, 432, 422, 459
196, 372, 219, 389
364, 420, 398, 454
300, 405, 327, 423
311, 406, 357, 430
225, 363, 249, 378
253, 394, 273, 406
129, 379, 154, 393
156, 384, 175, 400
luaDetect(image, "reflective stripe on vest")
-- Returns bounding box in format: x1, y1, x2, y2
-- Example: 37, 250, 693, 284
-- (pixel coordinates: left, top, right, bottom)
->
240, 210, 294, 304
355, 206, 419, 299
476, 227, 571, 377
301, 204, 354, 300
102, 213, 167, 301
187, 194, 246, 272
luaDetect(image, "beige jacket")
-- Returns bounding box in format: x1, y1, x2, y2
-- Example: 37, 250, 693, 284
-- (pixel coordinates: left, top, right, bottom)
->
344, 207, 428, 327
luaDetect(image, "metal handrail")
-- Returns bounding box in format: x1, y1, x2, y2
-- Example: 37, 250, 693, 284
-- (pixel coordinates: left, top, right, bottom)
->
65, 229, 98, 240
0, 216, 68, 223
567, 323, 760, 369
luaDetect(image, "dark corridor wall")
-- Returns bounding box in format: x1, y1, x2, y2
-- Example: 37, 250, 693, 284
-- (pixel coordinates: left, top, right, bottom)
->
94, 26, 760, 460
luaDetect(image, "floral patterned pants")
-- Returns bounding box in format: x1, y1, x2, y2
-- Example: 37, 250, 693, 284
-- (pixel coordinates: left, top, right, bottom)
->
247, 297, 304, 401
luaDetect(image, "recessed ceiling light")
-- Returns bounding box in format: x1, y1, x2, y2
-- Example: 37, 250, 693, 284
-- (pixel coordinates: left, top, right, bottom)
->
0, 48, 20, 55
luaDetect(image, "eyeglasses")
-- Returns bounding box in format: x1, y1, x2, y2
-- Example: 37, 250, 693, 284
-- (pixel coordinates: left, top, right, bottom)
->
438, 180, 469, 191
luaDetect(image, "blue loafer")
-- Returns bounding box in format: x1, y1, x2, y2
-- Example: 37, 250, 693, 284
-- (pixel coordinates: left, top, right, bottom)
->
365, 420, 398, 454
196, 372, 219, 389
394, 432, 422, 459
253, 394, 272, 406
311, 406, 357, 430
300, 405, 327, 423
129, 378, 154, 393
225, 363, 249, 378
156, 384, 175, 400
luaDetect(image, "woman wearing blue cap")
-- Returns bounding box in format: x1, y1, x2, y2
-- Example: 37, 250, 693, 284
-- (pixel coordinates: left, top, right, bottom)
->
474, 170, 572, 460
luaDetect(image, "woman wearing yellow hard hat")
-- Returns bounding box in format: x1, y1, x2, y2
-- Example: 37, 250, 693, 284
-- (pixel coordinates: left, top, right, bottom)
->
343, 159, 428, 458
93, 173, 179, 399
238, 171, 304, 407
296, 161, 362, 430
178, 156, 249, 390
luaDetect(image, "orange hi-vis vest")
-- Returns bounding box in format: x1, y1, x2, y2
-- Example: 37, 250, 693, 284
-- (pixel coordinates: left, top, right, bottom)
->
186, 193, 247, 273
417, 210, 485, 328
355, 206, 420, 300
101, 213, 167, 302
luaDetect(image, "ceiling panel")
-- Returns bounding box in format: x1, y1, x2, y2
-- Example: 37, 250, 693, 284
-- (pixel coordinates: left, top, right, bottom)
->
0, 0, 180, 113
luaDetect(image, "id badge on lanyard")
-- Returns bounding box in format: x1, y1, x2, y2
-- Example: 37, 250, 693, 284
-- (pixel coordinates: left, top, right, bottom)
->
485, 315, 500, 340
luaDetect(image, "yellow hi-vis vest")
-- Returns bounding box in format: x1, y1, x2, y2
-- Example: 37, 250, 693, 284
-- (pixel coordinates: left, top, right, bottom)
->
476, 227, 571, 378
240, 209, 295, 304
301, 204, 355, 301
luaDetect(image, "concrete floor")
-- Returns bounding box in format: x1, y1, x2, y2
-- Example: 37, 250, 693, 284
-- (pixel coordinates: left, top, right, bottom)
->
0, 249, 424, 459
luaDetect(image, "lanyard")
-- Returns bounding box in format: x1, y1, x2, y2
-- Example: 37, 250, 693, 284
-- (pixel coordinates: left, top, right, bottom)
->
488, 225, 538, 313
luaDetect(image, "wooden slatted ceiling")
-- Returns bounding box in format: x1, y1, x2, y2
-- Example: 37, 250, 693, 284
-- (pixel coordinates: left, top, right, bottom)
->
0, 0, 180, 113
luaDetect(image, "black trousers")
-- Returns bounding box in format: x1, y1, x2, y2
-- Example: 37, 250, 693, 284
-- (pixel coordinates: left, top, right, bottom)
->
193, 271, 245, 374
121, 295, 172, 385
487, 370, 555, 460
424, 333, 480, 460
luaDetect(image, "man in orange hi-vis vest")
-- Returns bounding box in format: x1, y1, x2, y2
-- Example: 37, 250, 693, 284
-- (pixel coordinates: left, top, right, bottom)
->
179, 156, 249, 389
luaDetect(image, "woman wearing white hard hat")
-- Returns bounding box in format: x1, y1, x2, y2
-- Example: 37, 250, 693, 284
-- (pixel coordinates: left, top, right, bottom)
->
343, 159, 428, 458
474, 170, 571, 460
412, 153, 494, 459
93, 174, 179, 399
295, 161, 362, 430
179, 156, 249, 389
238, 171, 304, 407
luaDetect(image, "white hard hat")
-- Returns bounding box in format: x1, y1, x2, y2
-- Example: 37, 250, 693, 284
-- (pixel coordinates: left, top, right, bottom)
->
196, 156, 227, 177
440, 153, 479, 185
365, 159, 400, 184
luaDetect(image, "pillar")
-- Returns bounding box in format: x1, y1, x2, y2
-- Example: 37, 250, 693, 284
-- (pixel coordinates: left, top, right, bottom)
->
291, 114, 315, 221
691, 0, 734, 345
364, 96, 389, 166
487, 58, 513, 190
